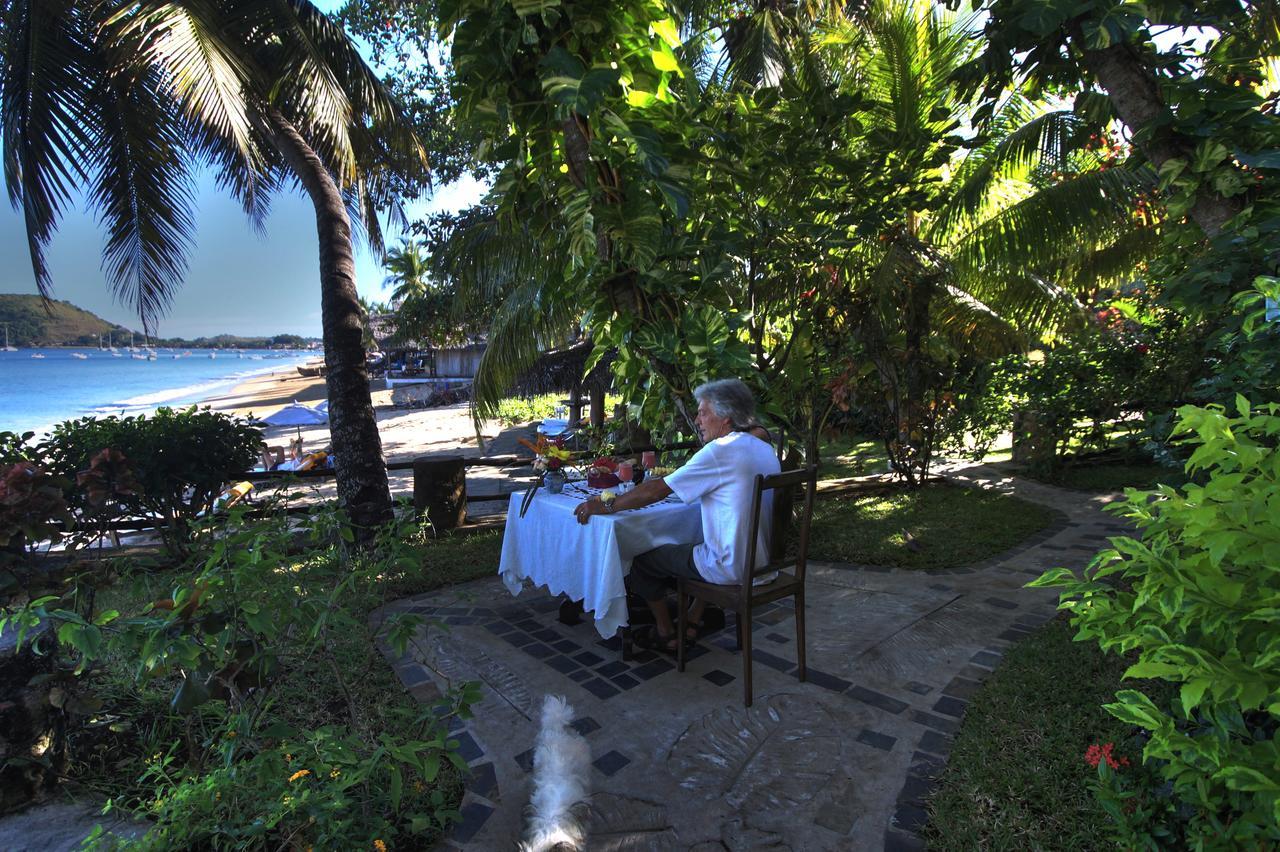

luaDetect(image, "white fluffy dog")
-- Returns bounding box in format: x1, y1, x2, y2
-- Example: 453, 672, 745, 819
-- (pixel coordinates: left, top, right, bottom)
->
518, 695, 592, 852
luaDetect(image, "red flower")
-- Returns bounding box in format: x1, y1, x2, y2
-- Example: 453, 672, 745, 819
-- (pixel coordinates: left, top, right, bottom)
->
800, 287, 817, 300
1085, 742, 1129, 770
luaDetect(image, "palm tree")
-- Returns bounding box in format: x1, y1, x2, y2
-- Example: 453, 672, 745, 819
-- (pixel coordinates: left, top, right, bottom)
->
381, 238, 431, 304
809, 0, 1156, 483
0, 0, 427, 533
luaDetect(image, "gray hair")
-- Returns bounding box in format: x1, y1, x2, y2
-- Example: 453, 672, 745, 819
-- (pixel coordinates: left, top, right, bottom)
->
693, 379, 758, 431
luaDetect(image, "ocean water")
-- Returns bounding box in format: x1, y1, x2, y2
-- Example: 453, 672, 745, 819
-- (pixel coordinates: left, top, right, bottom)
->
0, 347, 315, 436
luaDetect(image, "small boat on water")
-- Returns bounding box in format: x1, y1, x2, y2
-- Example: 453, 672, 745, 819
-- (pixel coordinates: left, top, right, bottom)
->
31, 353, 45, 359
72, 352, 89, 360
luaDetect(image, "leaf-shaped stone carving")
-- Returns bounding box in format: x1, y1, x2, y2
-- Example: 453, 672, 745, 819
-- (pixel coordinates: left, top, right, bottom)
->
586, 793, 678, 852
667, 694, 840, 817
721, 819, 791, 851
424, 632, 534, 720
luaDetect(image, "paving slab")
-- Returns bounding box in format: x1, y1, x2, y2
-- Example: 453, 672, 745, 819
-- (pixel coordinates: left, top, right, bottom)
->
372, 463, 1132, 850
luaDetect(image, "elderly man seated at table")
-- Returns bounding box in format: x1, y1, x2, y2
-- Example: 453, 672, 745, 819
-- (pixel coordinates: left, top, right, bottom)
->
574, 378, 780, 653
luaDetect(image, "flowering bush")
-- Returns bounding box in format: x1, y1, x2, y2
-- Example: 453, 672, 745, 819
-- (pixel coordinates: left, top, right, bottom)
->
1032, 399, 1280, 847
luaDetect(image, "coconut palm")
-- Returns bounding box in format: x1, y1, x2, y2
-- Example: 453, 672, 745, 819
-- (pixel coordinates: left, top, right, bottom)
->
0, 0, 428, 533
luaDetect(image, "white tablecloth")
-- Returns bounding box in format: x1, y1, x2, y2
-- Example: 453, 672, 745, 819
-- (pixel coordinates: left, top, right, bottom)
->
499, 484, 703, 638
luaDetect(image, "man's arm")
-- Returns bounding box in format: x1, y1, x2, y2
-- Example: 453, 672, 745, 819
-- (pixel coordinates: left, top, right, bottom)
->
573, 477, 673, 524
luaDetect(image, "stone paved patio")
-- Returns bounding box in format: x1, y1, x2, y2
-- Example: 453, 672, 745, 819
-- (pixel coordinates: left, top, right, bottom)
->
372, 463, 1129, 850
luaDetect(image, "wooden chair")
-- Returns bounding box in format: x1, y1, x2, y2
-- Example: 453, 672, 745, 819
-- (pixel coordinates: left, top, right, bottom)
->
676, 466, 818, 706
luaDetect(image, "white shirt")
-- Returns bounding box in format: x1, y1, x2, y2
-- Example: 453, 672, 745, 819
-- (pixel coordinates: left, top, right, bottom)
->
664, 431, 781, 584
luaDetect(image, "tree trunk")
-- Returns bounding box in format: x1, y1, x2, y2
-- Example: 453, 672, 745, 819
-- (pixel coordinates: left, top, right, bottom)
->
1074, 31, 1243, 237
262, 107, 393, 536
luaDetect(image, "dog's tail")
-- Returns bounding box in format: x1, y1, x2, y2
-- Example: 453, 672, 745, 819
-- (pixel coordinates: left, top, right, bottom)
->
519, 694, 591, 852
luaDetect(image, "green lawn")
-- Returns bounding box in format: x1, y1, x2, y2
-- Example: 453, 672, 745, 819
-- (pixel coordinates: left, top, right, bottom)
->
816, 433, 890, 479
923, 618, 1170, 851
804, 483, 1053, 569
1035, 461, 1185, 493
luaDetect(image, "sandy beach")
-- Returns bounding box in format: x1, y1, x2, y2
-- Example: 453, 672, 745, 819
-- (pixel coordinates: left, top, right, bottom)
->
197, 365, 527, 509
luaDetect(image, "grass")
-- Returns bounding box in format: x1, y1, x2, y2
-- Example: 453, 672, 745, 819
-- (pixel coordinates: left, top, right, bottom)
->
804, 482, 1054, 569
816, 433, 889, 479
923, 617, 1172, 851
1032, 461, 1185, 493
380, 529, 504, 600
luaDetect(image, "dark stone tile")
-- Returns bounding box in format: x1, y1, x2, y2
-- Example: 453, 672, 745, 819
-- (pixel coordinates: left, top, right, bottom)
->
765, 632, 791, 644
898, 774, 935, 806
522, 643, 556, 660
567, 669, 592, 683
847, 686, 909, 714
597, 660, 629, 678
572, 651, 604, 667
514, 747, 535, 774
545, 655, 579, 675
497, 632, 525, 647
551, 639, 580, 653
485, 620, 516, 634
983, 597, 1018, 610
451, 615, 480, 625
752, 649, 794, 672
918, 730, 952, 756
438, 606, 471, 615
632, 659, 673, 681
905, 681, 933, 696
465, 761, 497, 799
884, 830, 926, 851
892, 803, 928, 834
684, 644, 710, 661
998, 628, 1033, 642
570, 717, 601, 736
451, 730, 484, 763
970, 650, 1002, 668
529, 598, 562, 613
932, 696, 968, 719
856, 728, 897, 751
611, 673, 641, 690
593, 750, 631, 777
531, 628, 560, 642
471, 607, 496, 617
909, 751, 945, 778
806, 669, 852, 693
703, 669, 736, 686
581, 678, 620, 700
910, 710, 960, 735
629, 649, 657, 664
943, 677, 983, 700
451, 801, 494, 844
398, 665, 430, 688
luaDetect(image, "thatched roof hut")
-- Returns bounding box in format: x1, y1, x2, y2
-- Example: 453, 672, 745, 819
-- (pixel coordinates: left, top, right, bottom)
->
510, 340, 616, 426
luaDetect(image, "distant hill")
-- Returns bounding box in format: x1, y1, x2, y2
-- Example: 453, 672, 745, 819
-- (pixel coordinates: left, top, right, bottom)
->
0, 294, 133, 347
0, 293, 320, 349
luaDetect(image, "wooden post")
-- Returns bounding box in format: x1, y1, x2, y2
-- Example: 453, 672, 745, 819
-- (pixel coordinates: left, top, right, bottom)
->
589, 387, 605, 429
413, 456, 467, 532
568, 386, 583, 426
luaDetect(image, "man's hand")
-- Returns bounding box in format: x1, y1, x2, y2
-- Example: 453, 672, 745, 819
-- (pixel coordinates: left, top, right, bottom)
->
574, 498, 607, 524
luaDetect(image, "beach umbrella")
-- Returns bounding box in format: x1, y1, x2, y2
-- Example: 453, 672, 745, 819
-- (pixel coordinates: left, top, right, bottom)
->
261, 401, 328, 441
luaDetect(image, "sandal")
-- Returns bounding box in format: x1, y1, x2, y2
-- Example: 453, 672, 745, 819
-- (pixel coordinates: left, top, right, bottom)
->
632, 624, 691, 656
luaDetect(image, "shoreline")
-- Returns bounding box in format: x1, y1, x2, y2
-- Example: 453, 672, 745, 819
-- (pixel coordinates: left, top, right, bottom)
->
199, 367, 505, 464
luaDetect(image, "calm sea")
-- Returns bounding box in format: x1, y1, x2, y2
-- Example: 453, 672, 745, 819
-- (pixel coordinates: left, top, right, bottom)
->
0, 347, 314, 436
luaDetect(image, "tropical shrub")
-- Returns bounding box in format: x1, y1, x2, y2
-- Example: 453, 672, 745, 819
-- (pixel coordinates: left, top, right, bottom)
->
3, 504, 475, 848
1031, 399, 1280, 848
41, 407, 262, 552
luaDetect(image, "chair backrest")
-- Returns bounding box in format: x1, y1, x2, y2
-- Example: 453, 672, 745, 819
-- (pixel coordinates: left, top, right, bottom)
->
741, 466, 818, 598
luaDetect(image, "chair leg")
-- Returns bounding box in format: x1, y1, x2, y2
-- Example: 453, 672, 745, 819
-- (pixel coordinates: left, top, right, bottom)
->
795, 592, 807, 683
677, 584, 687, 673
742, 608, 753, 707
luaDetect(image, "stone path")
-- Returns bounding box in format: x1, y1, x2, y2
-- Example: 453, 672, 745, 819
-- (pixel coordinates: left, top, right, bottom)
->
373, 463, 1131, 850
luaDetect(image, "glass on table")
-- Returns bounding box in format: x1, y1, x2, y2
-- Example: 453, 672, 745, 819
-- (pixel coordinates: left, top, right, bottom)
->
617, 460, 634, 483
641, 450, 657, 470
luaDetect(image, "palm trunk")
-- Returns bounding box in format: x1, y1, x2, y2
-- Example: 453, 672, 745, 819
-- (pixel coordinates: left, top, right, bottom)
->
1073, 29, 1243, 237
262, 107, 392, 536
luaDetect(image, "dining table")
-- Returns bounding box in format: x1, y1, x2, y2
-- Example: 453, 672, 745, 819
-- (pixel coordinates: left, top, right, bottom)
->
498, 480, 703, 638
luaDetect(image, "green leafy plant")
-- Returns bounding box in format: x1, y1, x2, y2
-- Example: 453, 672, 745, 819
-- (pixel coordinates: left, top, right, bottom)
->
1031, 399, 1280, 847
40, 407, 262, 554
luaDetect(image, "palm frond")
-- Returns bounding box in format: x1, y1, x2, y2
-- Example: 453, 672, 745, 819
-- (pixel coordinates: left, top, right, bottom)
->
1, 0, 97, 296
930, 108, 1086, 242
85, 68, 198, 331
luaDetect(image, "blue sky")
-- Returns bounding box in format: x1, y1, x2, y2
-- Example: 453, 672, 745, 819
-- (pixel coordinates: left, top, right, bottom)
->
0, 2, 483, 339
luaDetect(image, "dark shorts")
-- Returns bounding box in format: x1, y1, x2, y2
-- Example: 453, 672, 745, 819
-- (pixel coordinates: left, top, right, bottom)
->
628, 543, 703, 601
